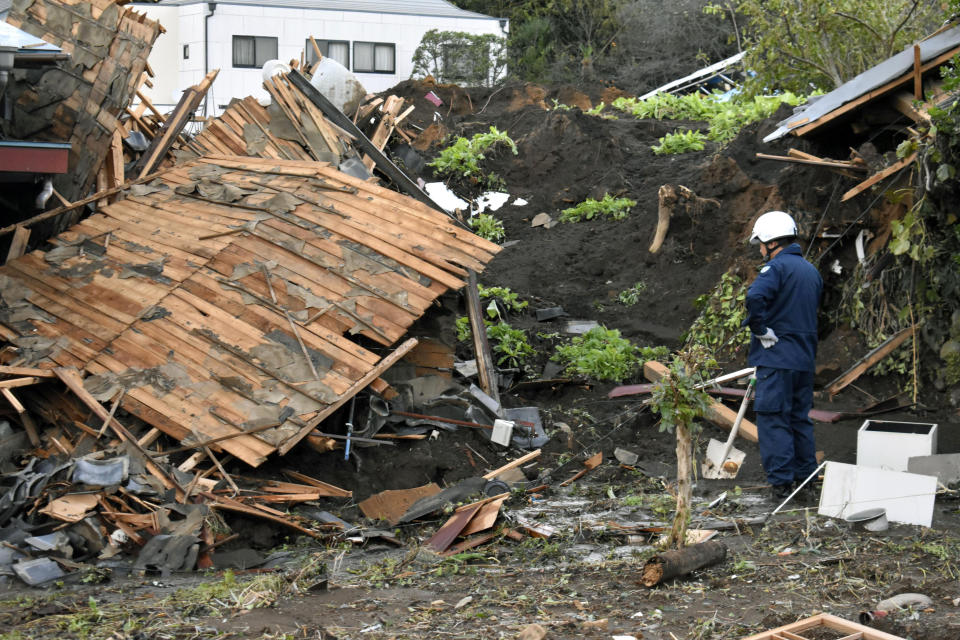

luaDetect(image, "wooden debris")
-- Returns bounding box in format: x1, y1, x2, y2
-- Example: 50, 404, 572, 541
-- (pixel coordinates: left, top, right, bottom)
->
1, 387, 39, 446
640, 540, 727, 587
842, 152, 918, 202
5, 226, 31, 263
483, 449, 541, 480
359, 483, 442, 524
134, 70, 219, 178
823, 325, 915, 397
741, 612, 906, 640
560, 452, 603, 486
5, 0, 162, 203
756, 152, 867, 171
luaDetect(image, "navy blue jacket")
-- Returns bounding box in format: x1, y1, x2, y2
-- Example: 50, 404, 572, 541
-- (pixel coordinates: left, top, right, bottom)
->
745, 244, 822, 372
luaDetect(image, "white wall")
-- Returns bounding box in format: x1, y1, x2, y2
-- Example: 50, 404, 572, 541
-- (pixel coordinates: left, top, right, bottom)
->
134, 3, 504, 115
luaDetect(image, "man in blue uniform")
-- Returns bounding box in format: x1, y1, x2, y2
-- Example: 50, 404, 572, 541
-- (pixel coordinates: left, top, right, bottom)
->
744, 211, 823, 500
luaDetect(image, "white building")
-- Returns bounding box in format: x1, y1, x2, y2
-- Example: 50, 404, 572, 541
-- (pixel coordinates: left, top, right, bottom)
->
133, 0, 505, 114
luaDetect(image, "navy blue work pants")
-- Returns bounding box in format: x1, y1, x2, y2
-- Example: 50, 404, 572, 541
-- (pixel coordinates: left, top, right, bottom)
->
754, 366, 817, 487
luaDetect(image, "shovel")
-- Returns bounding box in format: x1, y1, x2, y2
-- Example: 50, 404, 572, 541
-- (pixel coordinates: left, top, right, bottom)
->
703, 376, 755, 479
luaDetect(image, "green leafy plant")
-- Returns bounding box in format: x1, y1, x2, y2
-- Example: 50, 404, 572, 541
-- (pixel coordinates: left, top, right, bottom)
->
455, 316, 533, 367
487, 321, 535, 367
478, 285, 528, 313
455, 316, 472, 342
617, 281, 647, 306
652, 129, 708, 155
469, 213, 506, 242
684, 271, 748, 361
552, 326, 640, 382
428, 127, 518, 188
559, 193, 636, 223
613, 91, 811, 145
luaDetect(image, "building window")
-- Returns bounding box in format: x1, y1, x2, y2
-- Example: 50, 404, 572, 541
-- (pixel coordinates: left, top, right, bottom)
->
232, 35, 278, 68
305, 39, 349, 68
353, 41, 395, 74
183, 44, 189, 59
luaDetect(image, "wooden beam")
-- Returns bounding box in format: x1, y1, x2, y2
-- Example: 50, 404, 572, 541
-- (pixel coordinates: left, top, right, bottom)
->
823, 326, 915, 397
483, 449, 541, 480
1, 387, 39, 446
0, 366, 56, 378
793, 47, 960, 137
890, 91, 929, 123
913, 44, 923, 100
465, 270, 500, 404
277, 337, 419, 455
841, 152, 917, 202
756, 153, 866, 172
5, 225, 30, 262
643, 361, 758, 442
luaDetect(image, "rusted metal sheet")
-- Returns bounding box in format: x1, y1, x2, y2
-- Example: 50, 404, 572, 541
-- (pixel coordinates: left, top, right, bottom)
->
0, 156, 500, 466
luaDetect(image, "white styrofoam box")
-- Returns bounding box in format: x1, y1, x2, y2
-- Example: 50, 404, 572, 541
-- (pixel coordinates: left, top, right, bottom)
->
856, 419, 937, 471
819, 461, 937, 527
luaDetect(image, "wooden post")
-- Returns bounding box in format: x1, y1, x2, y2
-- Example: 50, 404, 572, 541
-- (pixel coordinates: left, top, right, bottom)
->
466, 270, 500, 404
1, 387, 40, 446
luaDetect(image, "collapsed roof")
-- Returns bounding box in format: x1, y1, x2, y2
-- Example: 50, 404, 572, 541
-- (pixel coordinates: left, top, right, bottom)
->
0, 154, 499, 466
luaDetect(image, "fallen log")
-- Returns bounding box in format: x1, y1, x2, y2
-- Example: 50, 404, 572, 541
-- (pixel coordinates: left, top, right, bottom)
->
640, 540, 727, 587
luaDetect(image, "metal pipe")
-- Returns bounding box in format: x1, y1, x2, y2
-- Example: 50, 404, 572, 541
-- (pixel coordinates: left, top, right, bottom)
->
203, 2, 217, 117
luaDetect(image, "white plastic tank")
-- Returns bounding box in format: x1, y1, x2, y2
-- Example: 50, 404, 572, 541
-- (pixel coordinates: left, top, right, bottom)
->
308, 57, 367, 116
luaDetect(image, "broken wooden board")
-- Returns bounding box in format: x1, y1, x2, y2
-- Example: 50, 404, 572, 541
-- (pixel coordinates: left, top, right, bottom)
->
359, 483, 441, 524
842, 152, 918, 202
823, 325, 915, 396
643, 361, 758, 442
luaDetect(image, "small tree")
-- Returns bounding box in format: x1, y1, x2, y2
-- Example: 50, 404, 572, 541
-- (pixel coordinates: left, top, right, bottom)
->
720, 0, 942, 93
411, 30, 508, 87
650, 347, 714, 549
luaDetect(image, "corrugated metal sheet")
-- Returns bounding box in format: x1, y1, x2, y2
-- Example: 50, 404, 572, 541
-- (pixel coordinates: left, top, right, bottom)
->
764, 25, 960, 142
0, 155, 499, 467
149, 0, 496, 19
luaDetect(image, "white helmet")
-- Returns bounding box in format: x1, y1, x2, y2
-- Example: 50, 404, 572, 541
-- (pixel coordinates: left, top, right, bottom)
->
749, 210, 797, 244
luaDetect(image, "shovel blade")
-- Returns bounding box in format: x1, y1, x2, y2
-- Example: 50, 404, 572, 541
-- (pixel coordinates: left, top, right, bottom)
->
703, 437, 746, 479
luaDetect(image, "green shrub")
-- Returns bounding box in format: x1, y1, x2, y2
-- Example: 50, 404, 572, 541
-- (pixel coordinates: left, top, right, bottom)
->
469, 214, 506, 242
617, 282, 647, 306
428, 126, 518, 188
552, 326, 640, 382
455, 316, 472, 342
559, 194, 636, 223
652, 130, 708, 155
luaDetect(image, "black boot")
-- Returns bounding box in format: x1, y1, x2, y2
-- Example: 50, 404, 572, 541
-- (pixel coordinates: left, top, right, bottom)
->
770, 484, 793, 501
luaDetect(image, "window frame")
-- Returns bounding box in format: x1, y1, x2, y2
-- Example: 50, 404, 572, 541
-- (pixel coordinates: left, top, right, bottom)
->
305, 38, 350, 68
352, 41, 396, 74
232, 35, 279, 69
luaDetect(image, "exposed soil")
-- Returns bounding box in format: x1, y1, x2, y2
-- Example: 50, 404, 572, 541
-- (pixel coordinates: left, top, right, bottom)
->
2, 80, 959, 639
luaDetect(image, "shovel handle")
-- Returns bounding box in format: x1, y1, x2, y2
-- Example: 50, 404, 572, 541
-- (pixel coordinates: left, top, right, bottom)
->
716, 376, 755, 463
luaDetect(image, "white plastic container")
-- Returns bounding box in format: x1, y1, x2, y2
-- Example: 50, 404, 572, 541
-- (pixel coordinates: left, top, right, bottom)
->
856, 419, 937, 471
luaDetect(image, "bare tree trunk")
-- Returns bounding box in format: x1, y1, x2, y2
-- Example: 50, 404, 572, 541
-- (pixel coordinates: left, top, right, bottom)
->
667, 421, 692, 549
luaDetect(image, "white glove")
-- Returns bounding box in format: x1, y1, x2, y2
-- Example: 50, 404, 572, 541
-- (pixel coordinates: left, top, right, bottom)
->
758, 328, 778, 349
